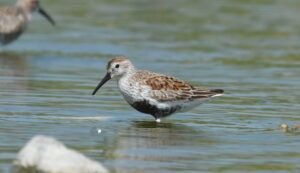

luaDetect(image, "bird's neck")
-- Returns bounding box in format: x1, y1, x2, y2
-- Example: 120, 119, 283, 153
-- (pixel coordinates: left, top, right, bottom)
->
15, 4, 32, 21
118, 68, 136, 82
126, 67, 137, 77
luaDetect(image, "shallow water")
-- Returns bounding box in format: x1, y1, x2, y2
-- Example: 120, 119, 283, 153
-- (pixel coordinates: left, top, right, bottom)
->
1, 0, 300, 172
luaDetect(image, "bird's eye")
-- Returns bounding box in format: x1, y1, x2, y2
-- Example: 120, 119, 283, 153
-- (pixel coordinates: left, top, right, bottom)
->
115, 64, 120, 68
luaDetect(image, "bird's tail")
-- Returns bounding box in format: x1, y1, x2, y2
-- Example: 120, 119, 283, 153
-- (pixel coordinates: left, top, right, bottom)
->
209, 89, 224, 98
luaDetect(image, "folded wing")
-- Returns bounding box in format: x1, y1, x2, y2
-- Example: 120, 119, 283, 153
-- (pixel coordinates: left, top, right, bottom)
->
138, 71, 223, 102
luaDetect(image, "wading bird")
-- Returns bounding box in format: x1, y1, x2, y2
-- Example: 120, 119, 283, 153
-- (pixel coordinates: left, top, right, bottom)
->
92, 56, 224, 122
0, 0, 55, 45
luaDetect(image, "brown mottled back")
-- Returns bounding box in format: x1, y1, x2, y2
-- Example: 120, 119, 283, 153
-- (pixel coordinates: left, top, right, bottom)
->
130, 70, 223, 102
145, 76, 194, 91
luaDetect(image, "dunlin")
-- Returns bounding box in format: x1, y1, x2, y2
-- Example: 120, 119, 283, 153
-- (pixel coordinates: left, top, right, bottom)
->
0, 0, 55, 45
92, 56, 224, 122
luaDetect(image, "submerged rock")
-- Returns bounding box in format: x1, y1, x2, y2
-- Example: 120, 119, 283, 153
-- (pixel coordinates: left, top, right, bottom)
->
13, 135, 108, 173
280, 124, 300, 133
280, 124, 289, 132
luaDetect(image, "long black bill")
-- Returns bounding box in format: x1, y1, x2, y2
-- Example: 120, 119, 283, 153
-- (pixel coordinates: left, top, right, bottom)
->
38, 7, 55, 26
92, 73, 111, 95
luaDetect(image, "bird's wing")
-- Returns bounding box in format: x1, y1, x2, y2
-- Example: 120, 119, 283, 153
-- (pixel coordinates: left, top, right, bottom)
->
136, 71, 223, 102
0, 7, 26, 34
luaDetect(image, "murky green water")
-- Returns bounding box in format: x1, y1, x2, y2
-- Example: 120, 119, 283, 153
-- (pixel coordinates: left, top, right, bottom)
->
1, 0, 300, 172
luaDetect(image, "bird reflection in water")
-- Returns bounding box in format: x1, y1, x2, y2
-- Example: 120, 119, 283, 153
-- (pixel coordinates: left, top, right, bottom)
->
0, 52, 28, 92
102, 121, 216, 172
123, 121, 211, 147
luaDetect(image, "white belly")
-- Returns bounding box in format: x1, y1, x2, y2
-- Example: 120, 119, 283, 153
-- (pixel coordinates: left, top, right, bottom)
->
168, 99, 209, 112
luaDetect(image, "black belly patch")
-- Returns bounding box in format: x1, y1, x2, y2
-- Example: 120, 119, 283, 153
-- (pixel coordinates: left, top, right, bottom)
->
131, 100, 180, 119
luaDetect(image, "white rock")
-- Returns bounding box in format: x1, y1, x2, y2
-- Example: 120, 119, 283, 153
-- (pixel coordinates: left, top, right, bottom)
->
14, 135, 108, 173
